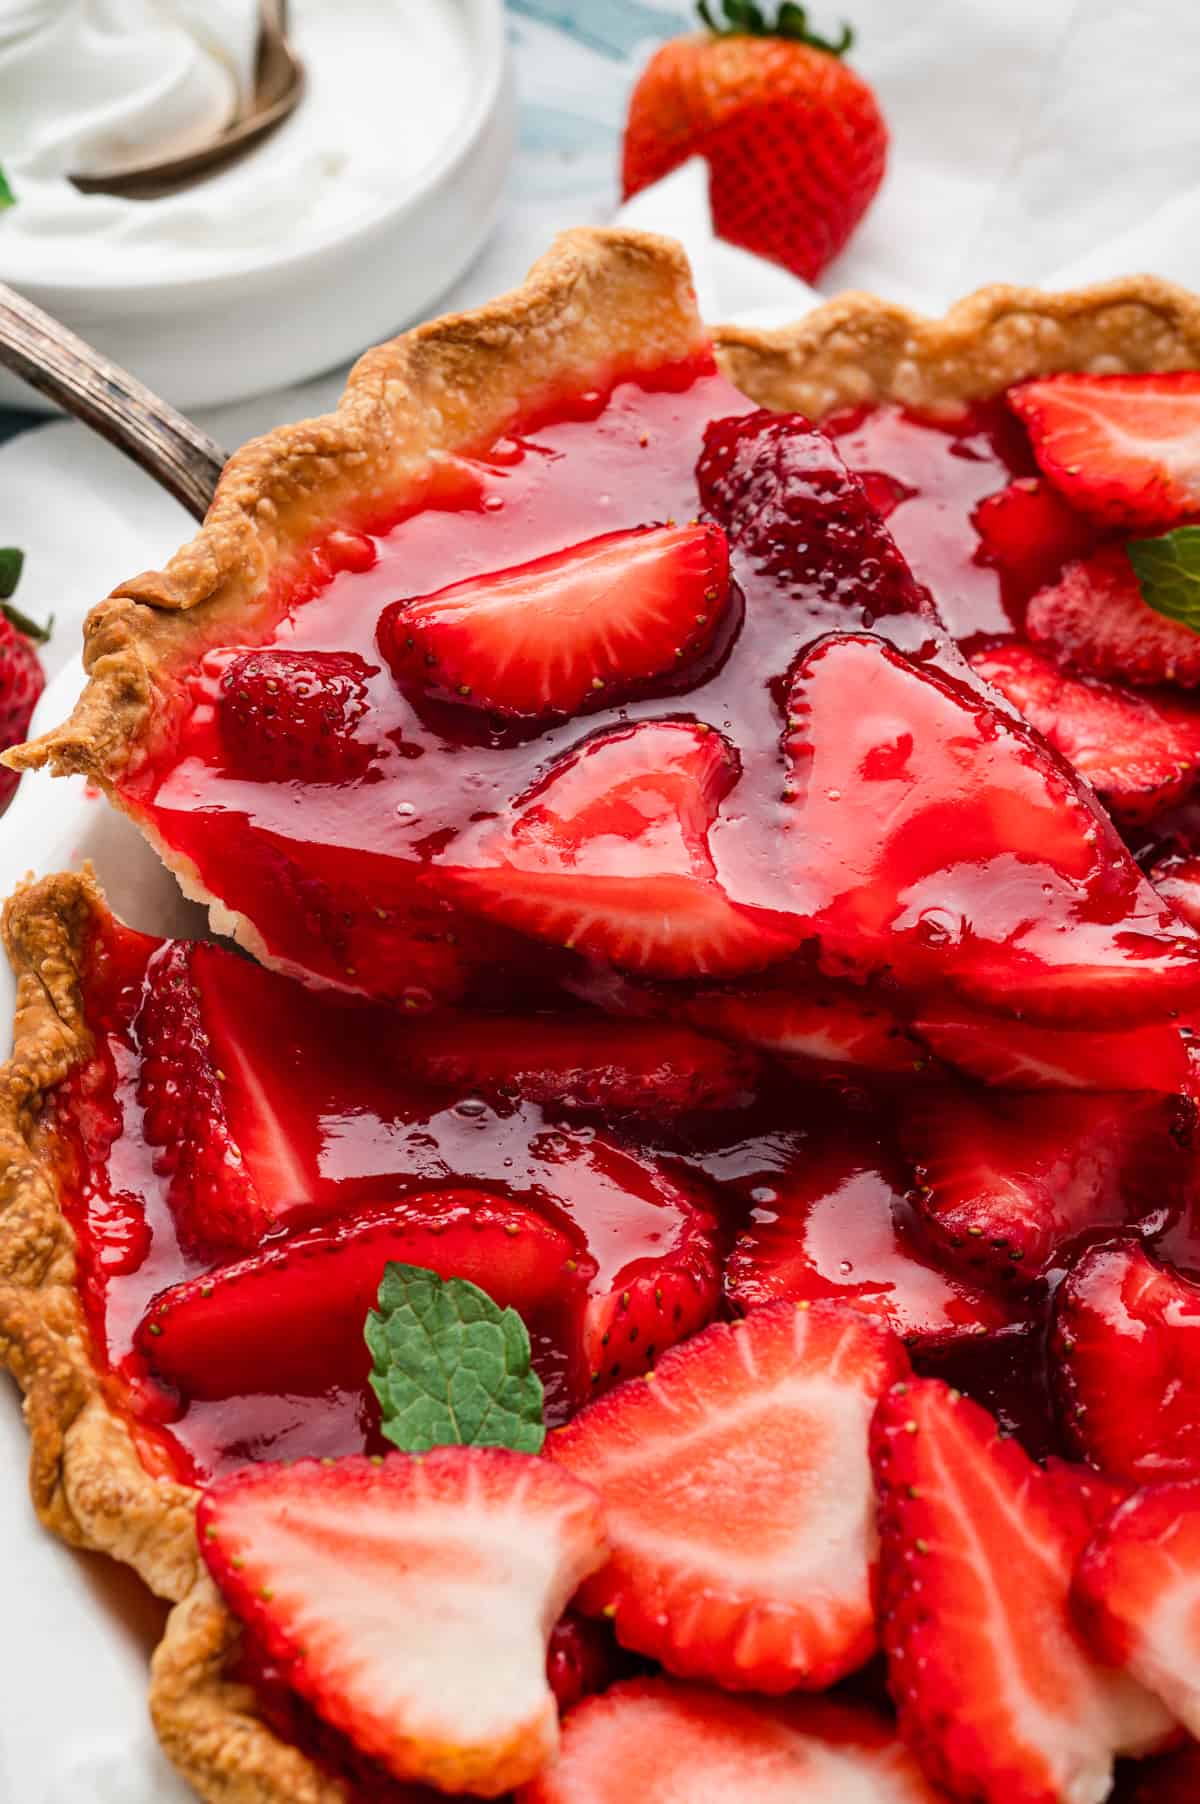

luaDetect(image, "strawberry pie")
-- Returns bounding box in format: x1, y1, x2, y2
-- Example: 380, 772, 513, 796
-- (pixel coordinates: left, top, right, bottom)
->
7, 233, 1200, 1802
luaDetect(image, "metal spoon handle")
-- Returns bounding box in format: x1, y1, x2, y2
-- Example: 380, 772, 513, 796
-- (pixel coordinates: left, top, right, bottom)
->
0, 284, 226, 521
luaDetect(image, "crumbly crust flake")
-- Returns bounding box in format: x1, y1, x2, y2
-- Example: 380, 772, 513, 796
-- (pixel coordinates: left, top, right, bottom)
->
5, 237, 1200, 1803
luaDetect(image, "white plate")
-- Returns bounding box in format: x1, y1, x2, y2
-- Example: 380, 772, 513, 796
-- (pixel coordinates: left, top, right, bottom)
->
0, 667, 206, 1804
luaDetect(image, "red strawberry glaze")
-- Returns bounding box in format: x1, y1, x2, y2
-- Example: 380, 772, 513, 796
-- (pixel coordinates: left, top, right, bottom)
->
122, 373, 1070, 1006
62, 891, 1183, 1494
823, 398, 1085, 642
58, 911, 743, 1483
60, 370, 1200, 1471
43, 363, 1200, 1792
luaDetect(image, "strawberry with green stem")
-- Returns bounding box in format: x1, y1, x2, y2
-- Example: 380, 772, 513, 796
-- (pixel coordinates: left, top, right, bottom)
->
622, 1, 887, 283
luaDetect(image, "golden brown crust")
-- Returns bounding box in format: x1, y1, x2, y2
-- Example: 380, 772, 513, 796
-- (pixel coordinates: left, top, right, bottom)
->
714, 273, 1200, 420
150, 1580, 350, 1804
0, 867, 200, 1600
0, 870, 342, 1803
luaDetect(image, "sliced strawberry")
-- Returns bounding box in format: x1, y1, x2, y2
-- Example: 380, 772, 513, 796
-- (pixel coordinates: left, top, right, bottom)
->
573, 1140, 722, 1394
140, 935, 726, 1409
516, 1678, 946, 1804
681, 978, 928, 1080
696, 410, 945, 645
724, 1140, 1016, 1346
902, 1089, 1187, 1280
872, 1378, 1172, 1804
380, 1011, 760, 1113
136, 1189, 582, 1401
135, 941, 280, 1253
1009, 372, 1200, 532
198, 1448, 607, 1795
1051, 1238, 1200, 1483
783, 632, 1200, 1024
190, 943, 321, 1212
971, 641, 1200, 824
551, 1300, 908, 1694
378, 522, 731, 720
444, 720, 800, 979
1150, 849, 1200, 929
226, 1625, 434, 1804
1027, 545, 1200, 689
913, 1001, 1193, 1094
217, 648, 378, 782
972, 476, 1097, 597
1074, 1481, 1200, 1738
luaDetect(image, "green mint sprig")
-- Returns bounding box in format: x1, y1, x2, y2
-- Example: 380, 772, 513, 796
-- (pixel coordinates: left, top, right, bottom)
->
0, 166, 14, 211
1127, 527, 1200, 634
366, 1263, 546, 1455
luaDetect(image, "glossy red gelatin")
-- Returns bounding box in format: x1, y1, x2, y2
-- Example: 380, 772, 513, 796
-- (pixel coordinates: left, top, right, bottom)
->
120, 381, 1030, 1006
66, 366, 1200, 1484
62, 910, 737, 1482
120, 368, 1200, 1032
43, 361, 1200, 1796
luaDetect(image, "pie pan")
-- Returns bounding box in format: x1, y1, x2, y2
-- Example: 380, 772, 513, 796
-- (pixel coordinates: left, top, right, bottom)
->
5, 228, 1200, 1802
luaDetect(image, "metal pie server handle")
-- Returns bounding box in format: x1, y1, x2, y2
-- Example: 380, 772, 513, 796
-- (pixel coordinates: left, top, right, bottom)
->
0, 283, 226, 523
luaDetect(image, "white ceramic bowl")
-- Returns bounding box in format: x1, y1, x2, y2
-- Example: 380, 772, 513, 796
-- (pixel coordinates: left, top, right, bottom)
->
0, 0, 515, 415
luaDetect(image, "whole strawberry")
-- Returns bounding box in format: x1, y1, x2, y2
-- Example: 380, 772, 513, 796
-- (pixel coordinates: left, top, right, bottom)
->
0, 548, 47, 813
622, 1, 887, 283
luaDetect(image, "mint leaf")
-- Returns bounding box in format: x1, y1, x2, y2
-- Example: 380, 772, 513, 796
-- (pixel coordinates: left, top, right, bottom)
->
0, 550, 23, 600
366, 1262, 545, 1455
0, 165, 14, 211
1127, 528, 1200, 634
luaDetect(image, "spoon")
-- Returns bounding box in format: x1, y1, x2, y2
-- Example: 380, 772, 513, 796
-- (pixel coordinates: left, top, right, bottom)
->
0, 284, 225, 521
69, 0, 305, 203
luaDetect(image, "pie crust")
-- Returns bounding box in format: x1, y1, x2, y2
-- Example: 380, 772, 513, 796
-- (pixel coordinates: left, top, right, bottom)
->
4, 231, 1200, 1802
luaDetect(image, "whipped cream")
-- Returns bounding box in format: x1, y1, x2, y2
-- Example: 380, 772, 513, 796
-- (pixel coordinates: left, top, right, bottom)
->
0, 0, 475, 284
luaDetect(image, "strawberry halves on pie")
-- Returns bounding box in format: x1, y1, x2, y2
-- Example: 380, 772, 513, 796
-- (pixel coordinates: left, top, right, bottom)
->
696, 409, 946, 652
441, 719, 801, 979
378, 521, 732, 719
723, 1138, 1020, 1346
1009, 371, 1200, 533
515, 1680, 945, 1804
198, 1447, 608, 1796
781, 632, 1200, 1024
871, 1379, 1173, 1804
1074, 1480, 1200, 1741
1050, 1238, 1200, 1483
899, 1088, 1193, 1282
971, 641, 1200, 826
550, 1300, 908, 1694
